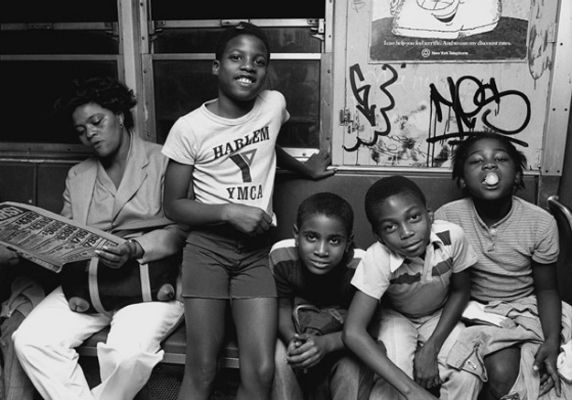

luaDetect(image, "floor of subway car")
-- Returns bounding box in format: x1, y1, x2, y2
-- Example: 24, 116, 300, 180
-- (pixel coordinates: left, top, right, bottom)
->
79, 357, 239, 400
142, 363, 240, 400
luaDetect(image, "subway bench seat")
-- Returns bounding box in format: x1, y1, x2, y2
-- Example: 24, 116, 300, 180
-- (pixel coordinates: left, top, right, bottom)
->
77, 322, 240, 369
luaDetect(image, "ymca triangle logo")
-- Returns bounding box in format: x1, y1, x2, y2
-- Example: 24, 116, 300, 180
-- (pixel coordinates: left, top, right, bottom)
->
230, 149, 257, 183
240, 149, 257, 166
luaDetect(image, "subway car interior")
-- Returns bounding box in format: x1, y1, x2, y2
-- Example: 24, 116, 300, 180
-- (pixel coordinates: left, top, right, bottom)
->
1, 0, 571, 399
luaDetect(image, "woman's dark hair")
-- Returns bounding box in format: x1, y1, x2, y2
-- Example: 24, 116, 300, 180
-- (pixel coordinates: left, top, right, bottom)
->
364, 176, 426, 228
452, 132, 527, 191
215, 22, 270, 62
55, 76, 137, 130
296, 192, 354, 237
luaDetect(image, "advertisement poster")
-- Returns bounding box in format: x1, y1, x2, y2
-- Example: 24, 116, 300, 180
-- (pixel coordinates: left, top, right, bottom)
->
369, 0, 530, 62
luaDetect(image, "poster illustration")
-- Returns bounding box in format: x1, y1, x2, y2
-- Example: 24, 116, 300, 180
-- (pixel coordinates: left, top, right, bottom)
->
370, 0, 530, 62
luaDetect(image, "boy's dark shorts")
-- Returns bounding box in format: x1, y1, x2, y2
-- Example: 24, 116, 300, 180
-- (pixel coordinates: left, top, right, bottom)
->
182, 225, 277, 299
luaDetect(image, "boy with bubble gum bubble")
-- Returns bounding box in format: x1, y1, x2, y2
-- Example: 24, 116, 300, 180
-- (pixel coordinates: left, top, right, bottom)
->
436, 131, 572, 400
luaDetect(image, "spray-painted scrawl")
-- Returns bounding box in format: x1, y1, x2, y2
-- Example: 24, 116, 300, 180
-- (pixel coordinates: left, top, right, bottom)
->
339, 0, 556, 170
342, 63, 532, 168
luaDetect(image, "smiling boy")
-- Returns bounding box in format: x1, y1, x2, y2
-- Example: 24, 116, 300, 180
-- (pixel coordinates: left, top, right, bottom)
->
161, 22, 334, 400
343, 175, 481, 400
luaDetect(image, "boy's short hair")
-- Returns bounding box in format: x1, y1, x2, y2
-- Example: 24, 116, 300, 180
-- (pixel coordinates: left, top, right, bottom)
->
364, 176, 427, 227
452, 131, 526, 191
215, 22, 270, 61
297, 192, 354, 236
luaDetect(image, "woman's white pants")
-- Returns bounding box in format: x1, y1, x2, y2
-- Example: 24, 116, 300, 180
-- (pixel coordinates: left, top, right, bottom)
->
12, 286, 184, 400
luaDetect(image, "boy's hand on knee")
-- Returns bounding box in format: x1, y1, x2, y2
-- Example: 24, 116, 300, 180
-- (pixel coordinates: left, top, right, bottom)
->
534, 340, 561, 396
539, 372, 555, 397
222, 204, 272, 235
414, 344, 442, 389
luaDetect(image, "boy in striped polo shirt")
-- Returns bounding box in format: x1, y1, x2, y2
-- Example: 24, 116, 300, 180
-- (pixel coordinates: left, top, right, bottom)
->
343, 176, 481, 400
270, 192, 374, 400
435, 132, 571, 400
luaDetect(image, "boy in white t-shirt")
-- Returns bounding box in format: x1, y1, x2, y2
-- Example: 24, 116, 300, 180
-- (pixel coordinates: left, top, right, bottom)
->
343, 176, 481, 400
161, 22, 334, 400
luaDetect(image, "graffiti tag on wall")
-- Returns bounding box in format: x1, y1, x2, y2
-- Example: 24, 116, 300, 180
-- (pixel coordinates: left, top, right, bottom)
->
428, 76, 531, 143
343, 63, 397, 152
344, 63, 531, 167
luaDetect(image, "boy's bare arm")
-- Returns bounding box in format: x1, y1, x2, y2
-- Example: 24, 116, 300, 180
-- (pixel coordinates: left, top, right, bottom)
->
278, 297, 313, 368
163, 160, 271, 234
343, 291, 436, 399
532, 261, 562, 397
414, 268, 471, 388
421, 268, 471, 352
277, 297, 297, 344
276, 145, 336, 180
163, 160, 219, 224
317, 331, 345, 353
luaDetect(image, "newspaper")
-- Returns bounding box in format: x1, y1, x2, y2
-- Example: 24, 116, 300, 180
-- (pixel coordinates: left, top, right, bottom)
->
0, 201, 124, 273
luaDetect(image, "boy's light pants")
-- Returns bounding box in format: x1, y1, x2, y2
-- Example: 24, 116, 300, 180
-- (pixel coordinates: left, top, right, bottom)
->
369, 308, 481, 400
12, 286, 183, 400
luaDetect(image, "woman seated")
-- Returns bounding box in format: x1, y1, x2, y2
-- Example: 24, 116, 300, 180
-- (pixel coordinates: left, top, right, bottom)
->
12, 76, 187, 400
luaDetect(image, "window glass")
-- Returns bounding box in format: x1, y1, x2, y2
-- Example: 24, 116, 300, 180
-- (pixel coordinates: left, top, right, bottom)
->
150, 11, 325, 148
151, 0, 324, 20
153, 60, 320, 148
0, 0, 117, 23
1, 29, 118, 55
2, 61, 118, 143
271, 61, 321, 148
1, 0, 119, 147
153, 60, 218, 144
153, 27, 320, 54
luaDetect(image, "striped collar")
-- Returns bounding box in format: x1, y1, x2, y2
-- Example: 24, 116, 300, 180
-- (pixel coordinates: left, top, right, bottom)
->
387, 229, 445, 273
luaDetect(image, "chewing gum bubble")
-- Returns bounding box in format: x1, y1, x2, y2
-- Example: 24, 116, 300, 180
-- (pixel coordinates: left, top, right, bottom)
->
484, 173, 499, 185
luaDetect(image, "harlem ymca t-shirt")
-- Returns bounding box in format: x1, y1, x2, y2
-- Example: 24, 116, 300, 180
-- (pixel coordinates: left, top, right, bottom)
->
162, 90, 289, 219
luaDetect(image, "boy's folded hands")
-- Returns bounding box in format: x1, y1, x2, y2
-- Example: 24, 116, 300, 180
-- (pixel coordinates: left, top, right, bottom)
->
286, 333, 328, 370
